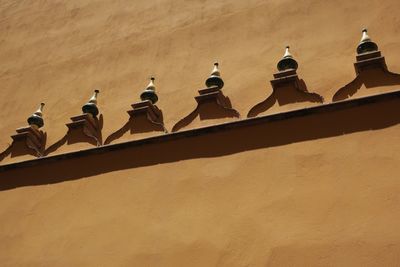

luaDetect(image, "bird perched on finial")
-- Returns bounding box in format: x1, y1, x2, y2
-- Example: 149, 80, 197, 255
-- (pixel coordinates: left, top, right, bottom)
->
82, 90, 100, 117
205, 62, 224, 89
27, 103, 45, 128
140, 77, 158, 104
357, 28, 378, 55
277, 46, 298, 72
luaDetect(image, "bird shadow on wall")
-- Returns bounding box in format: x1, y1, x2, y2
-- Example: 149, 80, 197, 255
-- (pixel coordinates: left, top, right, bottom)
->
248, 79, 323, 118
1, 96, 399, 191
45, 114, 103, 155
172, 93, 240, 132
332, 68, 400, 102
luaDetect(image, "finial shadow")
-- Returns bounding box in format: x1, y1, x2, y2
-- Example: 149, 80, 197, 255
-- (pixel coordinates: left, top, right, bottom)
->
104, 104, 166, 145
1, 92, 399, 191
248, 80, 323, 118
172, 63, 240, 132
332, 69, 400, 102
45, 114, 103, 156
0, 130, 47, 162
248, 47, 323, 118
333, 28, 400, 102
172, 89, 240, 132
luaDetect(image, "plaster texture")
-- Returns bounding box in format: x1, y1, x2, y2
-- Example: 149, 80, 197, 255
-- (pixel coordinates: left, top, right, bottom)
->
0, 0, 400, 159
1, 121, 400, 266
1, 97, 400, 266
0, 0, 400, 266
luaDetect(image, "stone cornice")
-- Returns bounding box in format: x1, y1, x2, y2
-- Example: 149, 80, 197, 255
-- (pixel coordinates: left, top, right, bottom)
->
1, 89, 399, 172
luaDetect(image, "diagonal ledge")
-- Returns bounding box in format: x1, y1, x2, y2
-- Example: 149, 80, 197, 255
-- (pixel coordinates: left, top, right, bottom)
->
1, 89, 400, 173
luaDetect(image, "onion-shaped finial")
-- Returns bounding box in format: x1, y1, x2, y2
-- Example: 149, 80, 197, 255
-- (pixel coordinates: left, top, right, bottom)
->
205, 62, 224, 89
82, 90, 100, 116
140, 77, 158, 104
27, 102, 45, 128
357, 28, 378, 54
277, 46, 298, 71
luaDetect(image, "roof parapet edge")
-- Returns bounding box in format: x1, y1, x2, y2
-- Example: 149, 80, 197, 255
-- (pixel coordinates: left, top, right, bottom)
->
1, 89, 400, 172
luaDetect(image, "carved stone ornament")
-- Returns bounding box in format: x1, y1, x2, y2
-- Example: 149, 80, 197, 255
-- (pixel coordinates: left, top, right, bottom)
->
171, 63, 240, 132
353, 29, 387, 75
104, 77, 166, 144
172, 85, 240, 132
65, 113, 102, 146
0, 103, 47, 161
104, 100, 166, 145
44, 91, 103, 155
66, 90, 102, 146
248, 47, 323, 117
332, 29, 400, 102
10, 125, 46, 157
0, 127, 46, 163
44, 113, 103, 156
5, 125, 46, 157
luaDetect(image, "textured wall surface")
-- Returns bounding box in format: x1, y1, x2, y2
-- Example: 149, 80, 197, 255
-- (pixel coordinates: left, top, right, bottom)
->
1, 112, 400, 266
0, 0, 400, 156
0, 0, 400, 266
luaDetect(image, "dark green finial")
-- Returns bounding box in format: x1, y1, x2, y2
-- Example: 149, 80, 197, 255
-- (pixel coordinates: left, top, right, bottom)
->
27, 102, 45, 128
357, 28, 378, 54
277, 46, 298, 71
140, 77, 158, 104
205, 62, 224, 89
82, 90, 100, 117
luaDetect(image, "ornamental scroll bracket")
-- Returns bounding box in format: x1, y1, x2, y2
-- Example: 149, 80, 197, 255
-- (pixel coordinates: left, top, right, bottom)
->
247, 52, 323, 118
333, 29, 400, 102
104, 100, 167, 145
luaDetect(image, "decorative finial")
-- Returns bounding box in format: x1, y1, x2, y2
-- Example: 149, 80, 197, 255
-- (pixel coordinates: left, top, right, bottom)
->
82, 90, 100, 116
27, 102, 45, 128
140, 77, 158, 104
283, 46, 293, 58
357, 28, 378, 54
277, 46, 298, 71
205, 62, 224, 89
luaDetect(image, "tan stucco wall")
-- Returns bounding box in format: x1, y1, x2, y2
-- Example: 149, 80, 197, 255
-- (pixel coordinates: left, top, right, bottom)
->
1, 0, 400, 266
1, 118, 400, 266
1, 97, 400, 266
0, 0, 400, 156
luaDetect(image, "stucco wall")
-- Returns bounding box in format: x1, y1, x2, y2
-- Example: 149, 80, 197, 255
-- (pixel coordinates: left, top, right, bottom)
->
1, 97, 400, 266
1, 0, 400, 266
0, 127, 399, 266
0, 0, 400, 156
